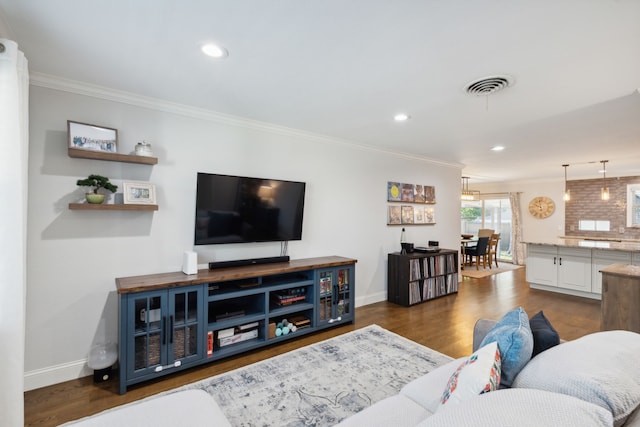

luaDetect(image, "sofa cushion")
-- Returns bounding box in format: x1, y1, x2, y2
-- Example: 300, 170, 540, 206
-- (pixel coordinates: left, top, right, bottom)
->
417, 388, 613, 427
512, 330, 640, 427
439, 341, 501, 408
529, 310, 560, 357
334, 394, 432, 427
479, 307, 533, 387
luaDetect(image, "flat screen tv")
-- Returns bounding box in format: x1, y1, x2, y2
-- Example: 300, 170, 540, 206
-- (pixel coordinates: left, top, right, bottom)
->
194, 172, 306, 245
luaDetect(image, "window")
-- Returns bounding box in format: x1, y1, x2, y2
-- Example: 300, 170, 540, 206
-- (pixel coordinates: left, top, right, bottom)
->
578, 220, 610, 231
627, 184, 640, 227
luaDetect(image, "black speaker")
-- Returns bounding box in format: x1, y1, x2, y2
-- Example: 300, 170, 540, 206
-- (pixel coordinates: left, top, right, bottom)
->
209, 256, 290, 270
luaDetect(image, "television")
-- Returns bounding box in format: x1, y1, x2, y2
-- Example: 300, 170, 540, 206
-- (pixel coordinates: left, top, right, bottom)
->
194, 172, 306, 245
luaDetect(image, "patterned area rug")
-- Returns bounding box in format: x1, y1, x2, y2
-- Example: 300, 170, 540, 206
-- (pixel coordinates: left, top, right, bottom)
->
178, 324, 452, 426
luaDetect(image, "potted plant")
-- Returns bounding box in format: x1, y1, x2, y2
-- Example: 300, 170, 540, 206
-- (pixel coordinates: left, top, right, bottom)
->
76, 174, 118, 204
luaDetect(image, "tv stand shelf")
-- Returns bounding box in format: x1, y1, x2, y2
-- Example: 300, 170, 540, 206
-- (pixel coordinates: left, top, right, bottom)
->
116, 255, 356, 393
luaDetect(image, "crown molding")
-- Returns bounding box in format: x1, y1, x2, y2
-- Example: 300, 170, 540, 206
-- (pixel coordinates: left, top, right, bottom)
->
29, 72, 463, 170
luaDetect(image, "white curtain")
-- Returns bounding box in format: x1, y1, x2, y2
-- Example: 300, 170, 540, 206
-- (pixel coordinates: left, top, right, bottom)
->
509, 192, 525, 265
0, 38, 29, 427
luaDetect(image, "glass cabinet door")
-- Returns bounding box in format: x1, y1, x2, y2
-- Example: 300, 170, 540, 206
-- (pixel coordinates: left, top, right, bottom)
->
129, 291, 167, 376
169, 287, 202, 362
318, 270, 333, 323
317, 267, 353, 325
335, 267, 352, 319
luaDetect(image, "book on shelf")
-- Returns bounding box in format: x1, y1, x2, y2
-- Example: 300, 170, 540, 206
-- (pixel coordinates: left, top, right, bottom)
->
216, 321, 260, 347
271, 288, 308, 306
217, 329, 259, 347
288, 314, 311, 329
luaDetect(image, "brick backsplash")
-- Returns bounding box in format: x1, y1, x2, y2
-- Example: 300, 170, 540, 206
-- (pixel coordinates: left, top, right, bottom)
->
565, 176, 640, 240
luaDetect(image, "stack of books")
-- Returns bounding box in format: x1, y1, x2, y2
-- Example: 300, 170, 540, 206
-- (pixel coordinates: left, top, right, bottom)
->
271, 288, 307, 306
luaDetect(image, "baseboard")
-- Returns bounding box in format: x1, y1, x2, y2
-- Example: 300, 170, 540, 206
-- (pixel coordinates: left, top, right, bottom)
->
355, 291, 386, 307
24, 358, 91, 391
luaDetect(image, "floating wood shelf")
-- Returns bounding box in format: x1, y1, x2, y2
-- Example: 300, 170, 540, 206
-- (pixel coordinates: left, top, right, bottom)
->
68, 148, 158, 165
69, 203, 158, 211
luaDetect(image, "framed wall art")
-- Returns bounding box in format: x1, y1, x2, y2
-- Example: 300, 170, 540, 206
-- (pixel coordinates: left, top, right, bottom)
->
386, 180, 436, 225
67, 120, 118, 153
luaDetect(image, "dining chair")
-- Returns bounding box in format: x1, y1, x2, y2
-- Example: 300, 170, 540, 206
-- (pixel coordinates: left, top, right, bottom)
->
464, 236, 490, 270
488, 233, 500, 268
478, 229, 494, 238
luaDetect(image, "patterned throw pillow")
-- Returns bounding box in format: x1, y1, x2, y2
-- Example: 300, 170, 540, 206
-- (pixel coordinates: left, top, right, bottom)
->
438, 341, 501, 409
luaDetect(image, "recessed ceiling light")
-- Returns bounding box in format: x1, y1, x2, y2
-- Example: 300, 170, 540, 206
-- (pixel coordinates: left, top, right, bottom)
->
394, 113, 410, 122
201, 43, 228, 58
491, 146, 505, 151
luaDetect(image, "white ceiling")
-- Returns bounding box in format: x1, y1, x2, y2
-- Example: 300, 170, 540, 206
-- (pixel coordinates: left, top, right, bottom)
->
2, 0, 640, 183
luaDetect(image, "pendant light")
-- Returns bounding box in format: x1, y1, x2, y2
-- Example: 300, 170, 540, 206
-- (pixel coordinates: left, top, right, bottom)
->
562, 164, 570, 201
461, 176, 480, 201
600, 160, 609, 201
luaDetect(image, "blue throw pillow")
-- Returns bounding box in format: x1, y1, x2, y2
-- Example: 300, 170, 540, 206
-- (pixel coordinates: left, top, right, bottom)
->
529, 310, 560, 357
479, 307, 533, 387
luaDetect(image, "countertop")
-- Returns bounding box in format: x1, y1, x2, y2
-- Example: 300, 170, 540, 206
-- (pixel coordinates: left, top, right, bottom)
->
525, 237, 640, 252
600, 263, 640, 277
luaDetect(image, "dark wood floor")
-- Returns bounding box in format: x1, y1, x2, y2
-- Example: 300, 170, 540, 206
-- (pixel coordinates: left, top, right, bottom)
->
24, 266, 601, 426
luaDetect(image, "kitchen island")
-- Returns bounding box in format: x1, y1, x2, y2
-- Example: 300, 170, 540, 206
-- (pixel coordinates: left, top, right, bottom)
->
525, 238, 640, 300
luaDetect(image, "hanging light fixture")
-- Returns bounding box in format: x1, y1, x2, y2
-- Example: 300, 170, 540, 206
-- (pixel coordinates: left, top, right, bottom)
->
562, 164, 571, 201
461, 176, 480, 201
600, 160, 609, 201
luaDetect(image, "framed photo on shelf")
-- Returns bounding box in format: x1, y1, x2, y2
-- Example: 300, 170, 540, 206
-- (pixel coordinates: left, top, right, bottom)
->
388, 205, 401, 225
424, 185, 436, 204
123, 181, 156, 204
67, 120, 117, 153
413, 185, 426, 203
425, 207, 435, 224
401, 184, 414, 202
414, 208, 424, 224
401, 206, 414, 224
387, 182, 401, 202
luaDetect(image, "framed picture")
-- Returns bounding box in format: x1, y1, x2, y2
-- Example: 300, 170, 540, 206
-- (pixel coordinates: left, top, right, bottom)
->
413, 185, 426, 203
425, 207, 435, 224
123, 181, 156, 204
387, 182, 401, 202
424, 185, 436, 204
401, 184, 414, 202
401, 206, 414, 224
68, 120, 117, 153
388, 205, 401, 225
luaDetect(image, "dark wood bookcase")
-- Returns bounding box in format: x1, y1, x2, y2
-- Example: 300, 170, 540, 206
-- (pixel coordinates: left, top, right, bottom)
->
387, 250, 458, 306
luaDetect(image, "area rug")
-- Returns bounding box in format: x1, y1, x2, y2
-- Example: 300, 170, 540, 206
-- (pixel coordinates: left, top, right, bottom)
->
462, 263, 523, 279
174, 324, 452, 426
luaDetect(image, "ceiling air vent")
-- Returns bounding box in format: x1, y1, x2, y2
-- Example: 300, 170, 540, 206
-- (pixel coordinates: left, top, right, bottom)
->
465, 75, 514, 96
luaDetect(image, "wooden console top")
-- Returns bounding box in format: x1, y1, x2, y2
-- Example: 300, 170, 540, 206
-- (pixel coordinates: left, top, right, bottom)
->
116, 255, 357, 294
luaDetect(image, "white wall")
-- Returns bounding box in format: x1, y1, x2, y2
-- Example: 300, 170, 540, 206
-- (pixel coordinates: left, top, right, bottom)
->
26, 81, 462, 390
474, 179, 565, 242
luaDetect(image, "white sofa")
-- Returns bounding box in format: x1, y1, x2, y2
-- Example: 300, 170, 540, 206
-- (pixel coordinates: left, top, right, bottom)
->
337, 318, 640, 427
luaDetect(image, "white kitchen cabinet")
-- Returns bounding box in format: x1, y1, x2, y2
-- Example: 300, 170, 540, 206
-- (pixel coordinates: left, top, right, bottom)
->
526, 245, 558, 287
526, 244, 592, 296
